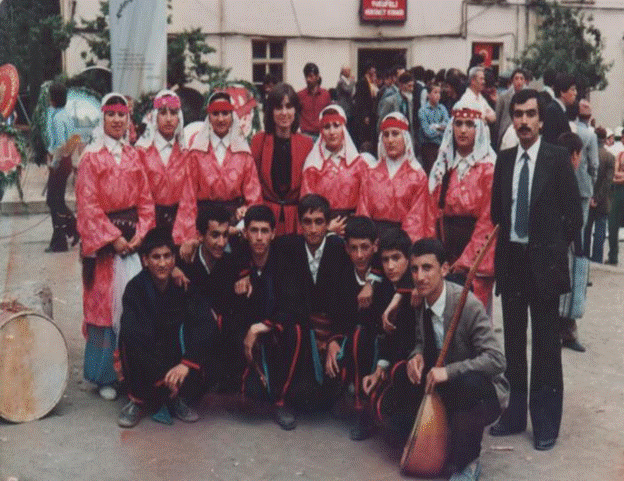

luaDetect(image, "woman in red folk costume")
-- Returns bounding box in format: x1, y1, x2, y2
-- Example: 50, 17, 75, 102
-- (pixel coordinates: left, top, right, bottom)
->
357, 112, 434, 241
135, 90, 187, 231
250, 83, 313, 235
76, 93, 155, 400
173, 92, 262, 260
428, 100, 496, 311
301, 104, 371, 235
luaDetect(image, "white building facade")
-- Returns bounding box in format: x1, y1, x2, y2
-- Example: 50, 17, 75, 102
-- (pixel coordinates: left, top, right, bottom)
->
62, 0, 624, 127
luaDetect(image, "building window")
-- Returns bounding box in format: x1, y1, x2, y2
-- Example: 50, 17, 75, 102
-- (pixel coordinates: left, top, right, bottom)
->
472, 42, 503, 78
252, 39, 286, 88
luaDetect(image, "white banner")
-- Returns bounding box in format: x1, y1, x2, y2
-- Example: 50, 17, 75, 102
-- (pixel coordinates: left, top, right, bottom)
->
109, 0, 166, 98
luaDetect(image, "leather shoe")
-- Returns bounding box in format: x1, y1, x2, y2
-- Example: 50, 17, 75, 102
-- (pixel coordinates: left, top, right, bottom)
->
273, 405, 296, 430
489, 421, 524, 437
171, 397, 199, 423
118, 401, 143, 428
349, 411, 375, 441
534, 436, 557, 450
562, 339, 586, 352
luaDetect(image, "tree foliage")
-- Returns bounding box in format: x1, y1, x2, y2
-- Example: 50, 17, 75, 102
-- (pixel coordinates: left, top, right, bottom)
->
517, 1, 612, 92
77, 1, 229, 90
0, 0, 74, 110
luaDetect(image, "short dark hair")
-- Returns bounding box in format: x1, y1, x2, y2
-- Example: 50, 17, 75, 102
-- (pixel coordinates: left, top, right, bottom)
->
140, 226, 175, 257
264, 83, 300, 134
509, 89, 545, 120
244, 204, 276, 229
554, 73, 576, 98
378, 227, 411, 258
49, 83, 68, 108
298, 194, 330, 221
196, 204, 231, 235
344, 216, 378, 243
427, 82, 442, 93
423, 69, 435, 84
412, 66, 425, 81
543, 69, 557, 88
263, 73, 278, 86
104, 94, 126, 107
558, 131, 583, 156
595, 126, 607, 141
398, 71, 413, 85
511, 68, 526, 82
303, 62, 319, 76
410, 237, 447, 266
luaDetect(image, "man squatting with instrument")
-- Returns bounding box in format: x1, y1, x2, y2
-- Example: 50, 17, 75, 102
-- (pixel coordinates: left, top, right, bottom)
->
359, 237, 508, 481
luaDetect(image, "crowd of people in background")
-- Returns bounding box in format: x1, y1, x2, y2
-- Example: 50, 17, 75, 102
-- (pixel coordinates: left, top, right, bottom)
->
40, 50, 623, 481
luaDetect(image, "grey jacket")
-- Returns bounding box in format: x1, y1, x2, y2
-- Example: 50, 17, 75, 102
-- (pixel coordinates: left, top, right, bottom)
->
575, 121, 599, 199
409, 281, 510, 409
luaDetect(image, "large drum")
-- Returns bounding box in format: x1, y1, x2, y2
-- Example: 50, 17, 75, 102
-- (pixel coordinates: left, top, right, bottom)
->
0, 307, 69, 422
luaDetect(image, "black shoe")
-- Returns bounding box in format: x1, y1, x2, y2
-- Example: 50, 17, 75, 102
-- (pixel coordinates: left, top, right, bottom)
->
534, 436, 557, 451
171, 397, 199, 423
45, 242, 68, 253
562, 339, 586, 352
273, 405, 296, 430
118, 401, 143, 428
489, 421, 525, 436
69, 231, 80, 247
349, 411, 375, 441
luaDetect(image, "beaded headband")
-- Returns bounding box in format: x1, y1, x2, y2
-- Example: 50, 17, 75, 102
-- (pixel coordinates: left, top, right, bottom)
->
451, 108, 482, 120
101, 104, 129, 114
154, 96, 181, 110
380, 117, 409, 131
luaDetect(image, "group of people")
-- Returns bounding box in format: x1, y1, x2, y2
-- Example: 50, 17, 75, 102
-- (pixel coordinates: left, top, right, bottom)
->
40, 53, 604, 480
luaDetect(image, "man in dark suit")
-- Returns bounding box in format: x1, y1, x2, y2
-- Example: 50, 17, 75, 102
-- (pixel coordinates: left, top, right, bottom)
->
489, 89, 582, 450
541, 73, 576, 144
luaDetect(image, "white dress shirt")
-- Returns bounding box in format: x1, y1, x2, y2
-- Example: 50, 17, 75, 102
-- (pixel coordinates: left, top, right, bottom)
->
198, 246, 211, 275
305, 236, 326, 284
154, 131, 174, 166
425, 281, 446, 350
103, 134, 124, 164
510, 137, 541, 243
210, 131, 230, 166
322, 144, 346, 167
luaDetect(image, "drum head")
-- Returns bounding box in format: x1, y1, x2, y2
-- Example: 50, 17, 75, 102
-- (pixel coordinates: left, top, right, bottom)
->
0, 311, 69, 422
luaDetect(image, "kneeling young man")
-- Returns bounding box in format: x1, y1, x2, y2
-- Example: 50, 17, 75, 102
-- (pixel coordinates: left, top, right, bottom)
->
406, 238, 508, 480
118, 227, 216, 428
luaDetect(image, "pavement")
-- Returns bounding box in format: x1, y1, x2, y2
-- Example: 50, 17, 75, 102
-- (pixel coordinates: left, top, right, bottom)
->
0, 168, 623, 480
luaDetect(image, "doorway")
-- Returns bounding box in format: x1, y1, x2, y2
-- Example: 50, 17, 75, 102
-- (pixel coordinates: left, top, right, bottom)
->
357, 48, 407, 78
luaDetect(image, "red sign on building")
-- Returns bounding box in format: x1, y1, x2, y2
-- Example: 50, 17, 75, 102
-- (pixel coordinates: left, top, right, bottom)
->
361, 0, 407, 23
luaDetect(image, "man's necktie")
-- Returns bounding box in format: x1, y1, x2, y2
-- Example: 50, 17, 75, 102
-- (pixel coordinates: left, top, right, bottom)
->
423, 307, 437, 370
515, 152, 530, 238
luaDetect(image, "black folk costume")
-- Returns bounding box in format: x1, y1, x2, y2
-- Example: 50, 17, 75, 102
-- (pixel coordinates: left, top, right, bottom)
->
119, 270, 217, 409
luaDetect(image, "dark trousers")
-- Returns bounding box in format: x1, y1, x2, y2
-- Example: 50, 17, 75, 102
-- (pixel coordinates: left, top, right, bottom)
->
500, 243, 563, 441
584, 207, 607, 262
608, 185, 624, 264
378, 363, 500, 471
351, 324, 378, 411
241, 323, 302, 408
421, 142, 441, 176
46, 156, 76, 248
121, 347, 203, 409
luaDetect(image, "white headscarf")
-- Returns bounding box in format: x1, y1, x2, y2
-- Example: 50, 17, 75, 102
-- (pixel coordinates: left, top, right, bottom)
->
304, 104, 360, 171
428, 97, 495, 193
188, 92, 250, 153
82, 92, 129, 155
135, 89, 186, 149
375, 112, 422, 176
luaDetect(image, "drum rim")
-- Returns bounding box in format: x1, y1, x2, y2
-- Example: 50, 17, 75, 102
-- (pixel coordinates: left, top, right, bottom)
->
0, 310, 69, 423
